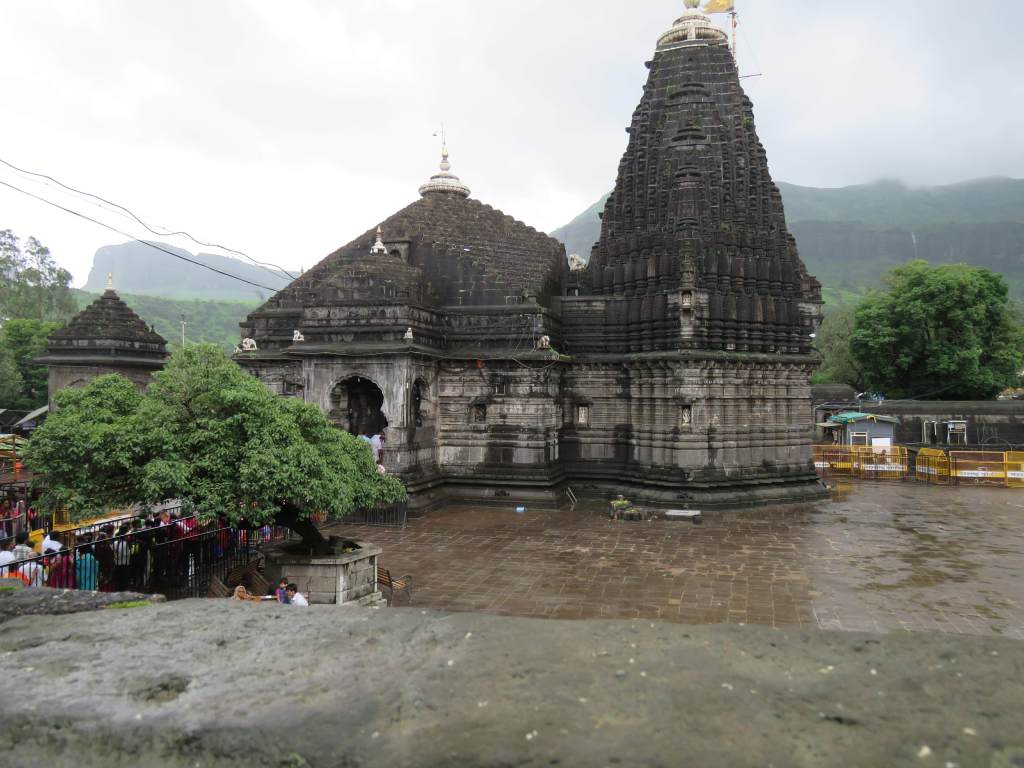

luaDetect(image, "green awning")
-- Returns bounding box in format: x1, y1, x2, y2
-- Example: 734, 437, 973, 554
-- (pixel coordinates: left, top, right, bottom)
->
829, 412, 900, 425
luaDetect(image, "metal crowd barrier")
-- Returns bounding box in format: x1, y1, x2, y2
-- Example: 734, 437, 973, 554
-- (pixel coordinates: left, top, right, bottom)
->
949, 451, 1007, 486
915, 448, 952, 485
813, 445, 908, 481
815, 445, 1024, 488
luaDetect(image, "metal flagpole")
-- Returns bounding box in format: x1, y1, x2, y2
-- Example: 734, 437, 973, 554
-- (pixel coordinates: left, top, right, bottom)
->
731, 10, 738, 62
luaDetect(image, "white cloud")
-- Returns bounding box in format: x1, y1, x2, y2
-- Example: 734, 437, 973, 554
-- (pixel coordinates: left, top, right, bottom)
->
0, 0, 1019, 287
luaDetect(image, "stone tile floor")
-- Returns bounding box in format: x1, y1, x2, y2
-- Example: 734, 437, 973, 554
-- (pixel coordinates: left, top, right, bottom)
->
328, 482, 1024, 639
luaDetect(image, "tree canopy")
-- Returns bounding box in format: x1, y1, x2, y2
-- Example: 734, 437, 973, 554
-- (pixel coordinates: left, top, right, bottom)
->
0, 318, 60, 410
0, 230, 77, 323
846, 261, 1023, 400
811, 304, 866, 391
24, 345, 406, 550
0, 229, 77, 410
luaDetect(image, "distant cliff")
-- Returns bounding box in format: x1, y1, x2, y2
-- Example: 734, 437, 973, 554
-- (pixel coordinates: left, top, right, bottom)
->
551, 178, 1024, 299
83, 242, 292, 302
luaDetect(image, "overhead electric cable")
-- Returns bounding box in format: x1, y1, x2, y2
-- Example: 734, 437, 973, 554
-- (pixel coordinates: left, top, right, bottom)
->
0, 156, 297, 281
0, 178, 281, 293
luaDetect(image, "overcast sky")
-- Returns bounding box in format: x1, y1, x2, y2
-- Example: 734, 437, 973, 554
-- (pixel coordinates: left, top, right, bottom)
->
1, 0, 1022, 288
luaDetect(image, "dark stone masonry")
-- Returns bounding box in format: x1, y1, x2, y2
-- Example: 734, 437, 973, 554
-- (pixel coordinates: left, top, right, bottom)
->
237, 4, 823, 510
36, 284, 168, 409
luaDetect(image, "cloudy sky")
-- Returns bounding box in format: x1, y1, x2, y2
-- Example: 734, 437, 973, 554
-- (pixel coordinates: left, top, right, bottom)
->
1, 0, 1021, 288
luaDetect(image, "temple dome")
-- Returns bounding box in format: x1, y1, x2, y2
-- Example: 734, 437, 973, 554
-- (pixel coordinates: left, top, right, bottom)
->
241, 160, 565, 351
657, 0, 729, 48
418, 147, 471, 198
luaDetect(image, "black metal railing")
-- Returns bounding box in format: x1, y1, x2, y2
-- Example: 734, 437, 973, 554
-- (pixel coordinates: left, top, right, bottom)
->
341, 501, 408, 528
0, 520, 284, 599
0, 503, 403, 597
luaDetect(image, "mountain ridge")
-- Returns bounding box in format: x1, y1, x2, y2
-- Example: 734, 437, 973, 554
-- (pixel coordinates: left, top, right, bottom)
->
550, 177, 1024, 301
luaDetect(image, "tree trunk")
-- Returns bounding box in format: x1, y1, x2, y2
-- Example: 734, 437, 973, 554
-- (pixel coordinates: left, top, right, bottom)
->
275, 504, 332, 556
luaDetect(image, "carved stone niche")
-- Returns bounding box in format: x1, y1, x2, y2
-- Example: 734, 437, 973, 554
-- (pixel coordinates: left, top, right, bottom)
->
673, 393, 698, 430
469, 396, 491, 428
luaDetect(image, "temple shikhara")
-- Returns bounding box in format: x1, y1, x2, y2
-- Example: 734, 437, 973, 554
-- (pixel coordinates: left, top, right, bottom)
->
236, 1, 824, 509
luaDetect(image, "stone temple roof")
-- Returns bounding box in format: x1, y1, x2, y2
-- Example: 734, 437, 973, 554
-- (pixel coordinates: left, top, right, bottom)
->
249, 188, 564, 314
41, 289, 168, 367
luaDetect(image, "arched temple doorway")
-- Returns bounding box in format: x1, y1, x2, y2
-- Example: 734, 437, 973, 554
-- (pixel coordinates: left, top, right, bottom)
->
329, 376, 388, 437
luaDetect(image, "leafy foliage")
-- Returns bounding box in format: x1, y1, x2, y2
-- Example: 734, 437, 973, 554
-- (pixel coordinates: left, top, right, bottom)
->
25, 345, 406, 545
849, 261, 1024, 399
0, 319, 61, 410
0, 344, 22, 407
811, 304, 866, 390
0, 230, 77, 322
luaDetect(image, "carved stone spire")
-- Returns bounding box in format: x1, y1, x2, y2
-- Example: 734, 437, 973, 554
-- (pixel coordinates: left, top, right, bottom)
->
369, 225, 388, 255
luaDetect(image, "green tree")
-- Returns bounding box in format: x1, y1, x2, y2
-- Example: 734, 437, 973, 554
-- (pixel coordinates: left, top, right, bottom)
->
24, 345, 406, 551
850, 260, 1024, 400
0, 230, 77, 323
0, 319, 59, 409
0, 344, 23, 407
811, 304, 866, 390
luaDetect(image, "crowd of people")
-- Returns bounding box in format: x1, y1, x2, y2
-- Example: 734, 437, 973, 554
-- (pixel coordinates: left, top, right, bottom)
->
0, 508, 267, 593
0, 496, 39, 539
230, 578, 310, 606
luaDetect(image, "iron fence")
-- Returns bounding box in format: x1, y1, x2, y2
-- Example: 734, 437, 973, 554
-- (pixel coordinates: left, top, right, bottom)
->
0, 520, 283, 599
0, 503, 405, 598
340, 501, 408, 528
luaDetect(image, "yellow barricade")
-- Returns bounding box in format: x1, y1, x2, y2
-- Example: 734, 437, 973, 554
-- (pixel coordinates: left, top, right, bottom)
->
852, 445, 908, 481
813, 445, 854, 477
813, 445, 908, 481
916, 448, 951, 485
1006, 452, 1024, 488
949, 451, 1007, 486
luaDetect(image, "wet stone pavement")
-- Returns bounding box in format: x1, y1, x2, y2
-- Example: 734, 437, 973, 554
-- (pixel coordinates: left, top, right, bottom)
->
329, 483, 1024, 639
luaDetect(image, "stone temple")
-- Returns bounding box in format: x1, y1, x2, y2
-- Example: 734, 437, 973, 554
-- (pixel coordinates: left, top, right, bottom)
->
237, 2, 823, 509
37, 282, 168, 410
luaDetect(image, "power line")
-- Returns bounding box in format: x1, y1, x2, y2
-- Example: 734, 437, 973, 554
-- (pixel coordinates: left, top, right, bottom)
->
0, 156, 297, 282
0, 179, 282, 293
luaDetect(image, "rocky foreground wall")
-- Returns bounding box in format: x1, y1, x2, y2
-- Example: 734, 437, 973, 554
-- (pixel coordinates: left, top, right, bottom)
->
0, 592, 1022, 768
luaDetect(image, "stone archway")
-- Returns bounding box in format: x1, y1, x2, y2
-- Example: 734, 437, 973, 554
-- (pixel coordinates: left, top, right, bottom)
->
329, 376, 388, 437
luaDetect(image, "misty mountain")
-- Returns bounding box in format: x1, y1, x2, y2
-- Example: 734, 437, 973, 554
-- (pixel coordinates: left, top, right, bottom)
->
550, 178, 1024, 301
83, 242, 292, 302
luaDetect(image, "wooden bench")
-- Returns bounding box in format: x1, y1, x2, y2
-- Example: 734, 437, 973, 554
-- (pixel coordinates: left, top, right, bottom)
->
377, 565, 413, 606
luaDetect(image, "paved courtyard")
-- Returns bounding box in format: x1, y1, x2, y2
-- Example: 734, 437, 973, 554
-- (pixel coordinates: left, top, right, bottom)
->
330, 483, 1024, 639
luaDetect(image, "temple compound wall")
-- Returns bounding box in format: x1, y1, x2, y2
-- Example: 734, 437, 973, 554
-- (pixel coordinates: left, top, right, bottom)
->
236, 4, 825, 510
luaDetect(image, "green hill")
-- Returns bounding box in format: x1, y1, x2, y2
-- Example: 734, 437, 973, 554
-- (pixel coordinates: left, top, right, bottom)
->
551, 178, 1024, 304
73, 290, 257, 352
